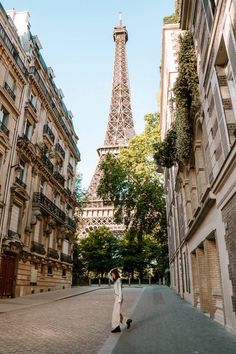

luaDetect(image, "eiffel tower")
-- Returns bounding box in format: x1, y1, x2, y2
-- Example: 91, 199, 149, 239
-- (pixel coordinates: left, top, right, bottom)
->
79, 15, 135, 236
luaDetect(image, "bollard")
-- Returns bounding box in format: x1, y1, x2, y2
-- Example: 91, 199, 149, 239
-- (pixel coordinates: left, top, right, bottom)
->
128, 277, 131, 287
89, 278, 91, 287
149, 276, 151, 285
98, 278, 101, 287
139, 278, 141, 286
163, 277, 165, 285
108, 278, 111, 287
159, 278, 161, 285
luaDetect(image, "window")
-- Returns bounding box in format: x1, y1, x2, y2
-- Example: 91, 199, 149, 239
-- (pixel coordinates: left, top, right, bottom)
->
9, 204, 20, 233
62, 239, 69, 255
29, 93, 37, 108
0, 106, 9, 126
18, 160, 27, 184
62, 269, 66, 277
24, 121, 33, 140
5, 73, 16, 101
7, 73, 15, 91
47, 265, 53, 275
39, 179, 46, 194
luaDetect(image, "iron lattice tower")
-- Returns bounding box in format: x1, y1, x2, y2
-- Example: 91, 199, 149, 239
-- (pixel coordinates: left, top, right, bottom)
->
79, 16, 135, 236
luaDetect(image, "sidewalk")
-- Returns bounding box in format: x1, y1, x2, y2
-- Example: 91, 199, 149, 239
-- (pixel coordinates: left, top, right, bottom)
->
0, 285, 108, 313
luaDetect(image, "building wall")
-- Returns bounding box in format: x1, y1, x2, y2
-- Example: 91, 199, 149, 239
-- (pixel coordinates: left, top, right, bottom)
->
0, 5, 80, 298
160, 0, 236, 333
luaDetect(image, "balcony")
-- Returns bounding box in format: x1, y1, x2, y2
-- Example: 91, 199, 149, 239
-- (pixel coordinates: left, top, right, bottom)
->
47, 248, 59, 260
53, 171, 65, 187
33, 192, 66, 223
43, 124, 55, 143
55, 142, 65, 159
0, 121, 9, 137
4, 82, 16, 101
15, 177, 26, 189
61, 253, 73, 264
31, 241, 46, 255
41, 154, 54, 174
0, 23, 28, 78
66, 216, 76, 231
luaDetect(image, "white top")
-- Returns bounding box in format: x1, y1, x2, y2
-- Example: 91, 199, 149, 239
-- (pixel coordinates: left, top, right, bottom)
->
108, 270, 123, 303
113, 278, 123, 303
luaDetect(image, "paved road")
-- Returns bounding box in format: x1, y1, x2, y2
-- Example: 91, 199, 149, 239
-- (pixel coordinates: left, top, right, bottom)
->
1, 286, 236, 354
110, 286, 236, 354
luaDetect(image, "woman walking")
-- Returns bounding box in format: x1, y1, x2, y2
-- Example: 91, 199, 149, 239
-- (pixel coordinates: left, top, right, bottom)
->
108, 268, 132, 333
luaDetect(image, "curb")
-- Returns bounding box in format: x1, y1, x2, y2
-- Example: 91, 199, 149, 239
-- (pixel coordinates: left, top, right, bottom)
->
55, 286, 110, 301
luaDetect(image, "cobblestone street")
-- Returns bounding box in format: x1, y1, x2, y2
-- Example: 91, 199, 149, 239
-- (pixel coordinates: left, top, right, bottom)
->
1, 286, 236, 354
0, 287, 140, 354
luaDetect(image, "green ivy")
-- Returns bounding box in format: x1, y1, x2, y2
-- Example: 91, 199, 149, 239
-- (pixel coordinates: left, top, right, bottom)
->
163, 14, 180, 25
174, 31, 199, 163
154, 32, 199, 168
154, 125, 178, 168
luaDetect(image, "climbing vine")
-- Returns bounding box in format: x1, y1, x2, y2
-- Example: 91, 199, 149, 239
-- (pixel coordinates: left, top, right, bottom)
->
154, 125, 178, 168
154, 31, 199, 168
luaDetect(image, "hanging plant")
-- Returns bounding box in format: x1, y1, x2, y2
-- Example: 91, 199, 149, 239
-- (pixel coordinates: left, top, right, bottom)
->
173, 31, 199, 163
154, 125, 178, 168
153, 31, 199, 168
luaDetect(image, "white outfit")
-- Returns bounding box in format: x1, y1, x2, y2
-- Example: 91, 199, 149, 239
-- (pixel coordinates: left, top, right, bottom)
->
109, 270, 127, 330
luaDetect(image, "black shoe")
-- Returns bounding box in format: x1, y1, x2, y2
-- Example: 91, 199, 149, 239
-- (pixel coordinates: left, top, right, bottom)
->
111, 326, 121, 333
126, 319, 132, 329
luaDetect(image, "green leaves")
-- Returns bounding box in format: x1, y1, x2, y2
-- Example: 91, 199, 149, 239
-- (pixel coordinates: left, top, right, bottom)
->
97, 113, 168, 278
154, 32, 199, 168
78, 227, 119, 278
174, 31, 199, 163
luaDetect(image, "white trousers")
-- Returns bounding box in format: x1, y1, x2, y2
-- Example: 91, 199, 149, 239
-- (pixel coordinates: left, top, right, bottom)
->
112, 296, 127, 329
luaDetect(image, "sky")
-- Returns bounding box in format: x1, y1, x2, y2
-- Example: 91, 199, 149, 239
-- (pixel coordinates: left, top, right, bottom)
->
2, 0, 174, 189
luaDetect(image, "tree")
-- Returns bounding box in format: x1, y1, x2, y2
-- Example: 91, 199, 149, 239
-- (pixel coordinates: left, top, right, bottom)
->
78, 226, 120, 278
97, 113, 168, 279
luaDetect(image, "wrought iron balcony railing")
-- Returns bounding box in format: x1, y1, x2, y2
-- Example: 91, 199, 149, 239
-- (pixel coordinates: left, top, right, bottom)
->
67, 162, 73, 172
0, 121, 9, 136
0, 23, 28, 78
15, 177, 26, 189
41, 154, 54, 174
43, 124, 55, 143
66, 216, 76, 231
61, 253, 73, 264
31, 241, 46, 255
53, 171, 65, 187
55, 142, 65, 158
4, 82, 16, 101
47, 248, 59, 260
33, 192, 66, 223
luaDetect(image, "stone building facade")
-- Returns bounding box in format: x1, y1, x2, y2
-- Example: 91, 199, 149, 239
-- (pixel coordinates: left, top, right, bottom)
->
160, 0, 236, 333
0, 5, 80, 297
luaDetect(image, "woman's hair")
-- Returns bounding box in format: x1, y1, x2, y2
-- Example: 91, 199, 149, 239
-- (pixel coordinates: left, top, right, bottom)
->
111, 268, 120, 280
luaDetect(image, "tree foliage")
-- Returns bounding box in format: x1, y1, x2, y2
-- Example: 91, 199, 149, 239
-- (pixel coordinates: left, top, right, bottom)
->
97, 113, 168, 278
78, 227, 119, 278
